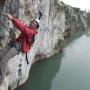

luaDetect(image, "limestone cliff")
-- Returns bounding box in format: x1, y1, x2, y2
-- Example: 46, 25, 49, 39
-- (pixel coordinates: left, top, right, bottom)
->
0, 0, 88, 90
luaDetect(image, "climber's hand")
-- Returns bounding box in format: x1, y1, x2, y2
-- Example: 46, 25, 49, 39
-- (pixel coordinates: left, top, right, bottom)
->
5, 14, 12, 20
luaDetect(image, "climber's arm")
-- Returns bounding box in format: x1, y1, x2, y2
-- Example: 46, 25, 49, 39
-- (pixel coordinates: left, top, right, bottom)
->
5, 14, 36, 36
5, 14, 27, 33
11, 17, 27, 33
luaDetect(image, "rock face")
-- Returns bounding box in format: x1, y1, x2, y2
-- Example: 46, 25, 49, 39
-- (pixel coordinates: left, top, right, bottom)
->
0, 0, 88, 90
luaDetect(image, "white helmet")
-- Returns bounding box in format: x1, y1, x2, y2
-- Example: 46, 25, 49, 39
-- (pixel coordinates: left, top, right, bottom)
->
34, 19, 40, 24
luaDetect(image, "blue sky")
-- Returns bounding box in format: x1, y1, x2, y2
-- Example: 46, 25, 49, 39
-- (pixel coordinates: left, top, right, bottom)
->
60, 0, 90, 11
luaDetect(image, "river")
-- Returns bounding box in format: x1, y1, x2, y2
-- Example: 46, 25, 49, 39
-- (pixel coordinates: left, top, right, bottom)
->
16, 30, 90, 90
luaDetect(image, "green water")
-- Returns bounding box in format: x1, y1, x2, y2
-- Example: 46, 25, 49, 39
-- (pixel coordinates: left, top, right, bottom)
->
16, 31, 90, 90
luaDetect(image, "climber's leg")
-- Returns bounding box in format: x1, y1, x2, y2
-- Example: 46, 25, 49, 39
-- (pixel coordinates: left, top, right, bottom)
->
0, 47, 18, 83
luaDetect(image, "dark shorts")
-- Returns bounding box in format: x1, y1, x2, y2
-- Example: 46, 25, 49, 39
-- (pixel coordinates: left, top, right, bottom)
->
8, 41, 20, 53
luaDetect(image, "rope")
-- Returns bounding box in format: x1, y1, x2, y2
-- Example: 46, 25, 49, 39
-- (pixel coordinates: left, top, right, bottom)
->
0, 20, 10, 33
0, 20, 16, 40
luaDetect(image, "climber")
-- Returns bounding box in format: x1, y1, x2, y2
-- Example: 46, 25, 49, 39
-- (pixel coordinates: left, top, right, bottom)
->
0, 11, 42, 83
